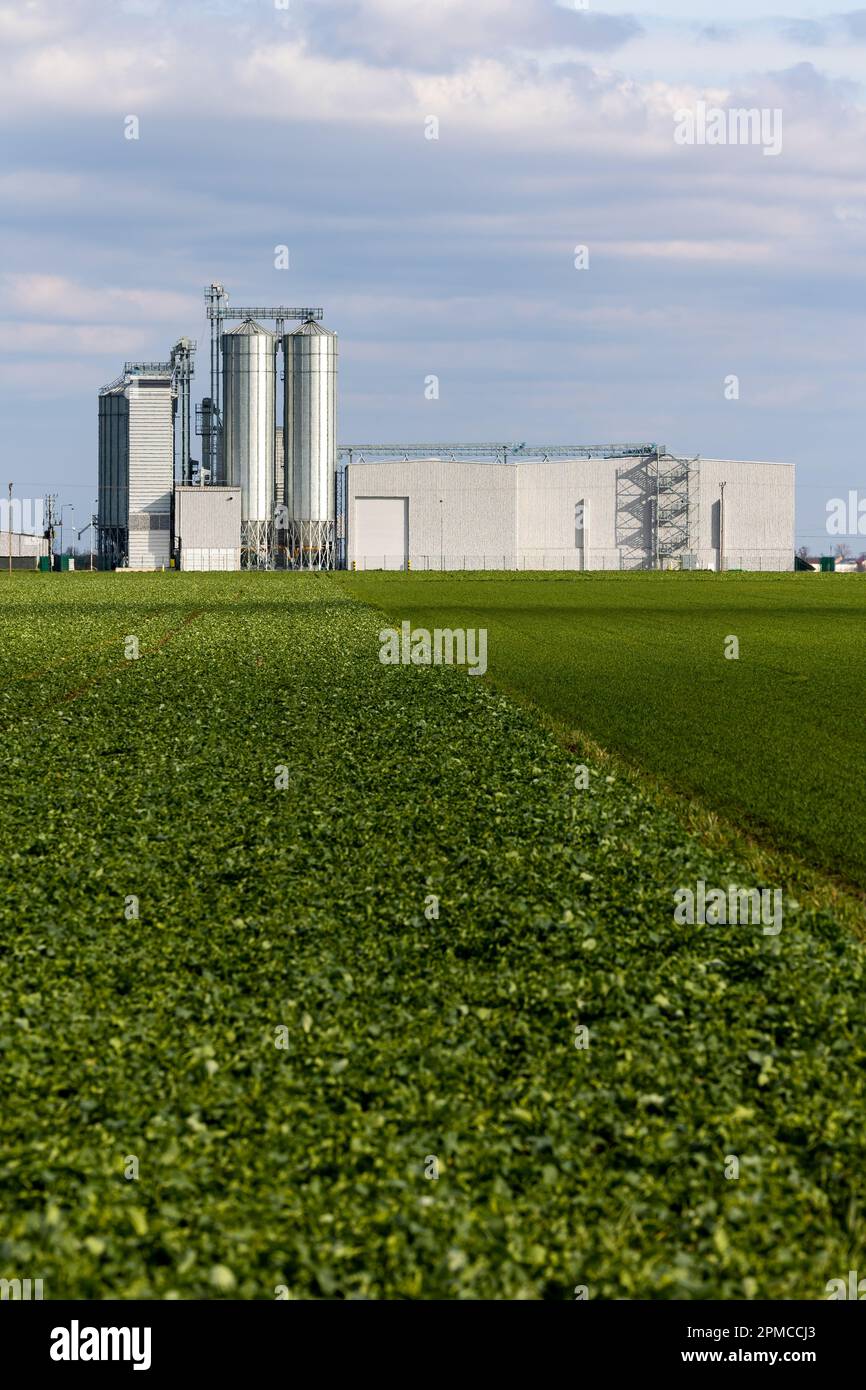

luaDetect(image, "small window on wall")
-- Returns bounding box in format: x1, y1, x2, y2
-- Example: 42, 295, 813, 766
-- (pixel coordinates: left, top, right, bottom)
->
575, 499, 588, 549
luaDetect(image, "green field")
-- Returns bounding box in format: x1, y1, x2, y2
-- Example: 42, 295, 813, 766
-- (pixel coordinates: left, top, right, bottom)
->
341, 571, 866, 891
1, 572, 864, 1300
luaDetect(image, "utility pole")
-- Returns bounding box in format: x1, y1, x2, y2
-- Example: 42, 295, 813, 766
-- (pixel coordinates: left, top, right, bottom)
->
7, 481, 12, 575
719, 481, 726, 573
654, 453, 661, 570
45, 493, 57, 561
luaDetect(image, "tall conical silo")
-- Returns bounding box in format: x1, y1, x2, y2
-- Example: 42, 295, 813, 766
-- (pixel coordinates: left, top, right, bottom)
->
222, 319, 275, 559
283, 319, 338, 568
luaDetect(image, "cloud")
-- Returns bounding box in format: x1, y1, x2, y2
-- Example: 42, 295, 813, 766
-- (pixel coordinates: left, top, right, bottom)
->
697, 26, 737, 44
298, 0, 641, 71
0, 171, 86, 206
840, 9, 866, 40
0, 320, 152, 356
556, 12, 643, 53
0, 275, 196, 324
780, 20, 829, 47
0, 0, 77, 42
603, 239, 775, 264
780, 10, 866, 48
0, 0, 647, 123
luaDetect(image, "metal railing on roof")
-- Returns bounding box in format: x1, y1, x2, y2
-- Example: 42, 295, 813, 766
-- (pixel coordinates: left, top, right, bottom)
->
206, 306, 323, 323
339, 442, 660, 463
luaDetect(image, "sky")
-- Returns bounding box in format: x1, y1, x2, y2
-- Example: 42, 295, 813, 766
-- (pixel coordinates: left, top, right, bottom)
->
2, 0, 866, 549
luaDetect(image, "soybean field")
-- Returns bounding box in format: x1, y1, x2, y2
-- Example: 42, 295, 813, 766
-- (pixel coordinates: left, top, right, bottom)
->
0, 572, 864, 1300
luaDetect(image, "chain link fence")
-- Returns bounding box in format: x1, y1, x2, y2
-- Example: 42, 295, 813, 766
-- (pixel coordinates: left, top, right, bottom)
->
350, 550, 795, 573
95, 548, 798, 574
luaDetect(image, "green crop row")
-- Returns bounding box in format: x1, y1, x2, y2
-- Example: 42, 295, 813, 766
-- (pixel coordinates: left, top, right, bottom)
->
0, 573, 863, 1299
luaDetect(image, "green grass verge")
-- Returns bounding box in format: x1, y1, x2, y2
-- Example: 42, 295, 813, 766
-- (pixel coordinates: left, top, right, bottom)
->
0, 572, 864, 1299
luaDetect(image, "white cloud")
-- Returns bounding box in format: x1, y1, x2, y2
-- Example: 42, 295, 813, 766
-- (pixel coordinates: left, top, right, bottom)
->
604, 238, 775, 264
0, 275, 196, 323
0, 0, 76, 43
3, 41, 176, 112
0, 171, 86, 205
0, 320, 151, 355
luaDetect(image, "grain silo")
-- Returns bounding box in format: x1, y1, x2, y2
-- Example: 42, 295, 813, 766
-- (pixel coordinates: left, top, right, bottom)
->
97, 384, 129, 567
222, 318, 275, 564
283, 319, 338, 568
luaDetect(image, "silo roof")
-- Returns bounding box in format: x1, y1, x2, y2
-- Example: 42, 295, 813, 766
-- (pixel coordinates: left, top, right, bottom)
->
289, 319, 336, 337
226, 317, 274, 336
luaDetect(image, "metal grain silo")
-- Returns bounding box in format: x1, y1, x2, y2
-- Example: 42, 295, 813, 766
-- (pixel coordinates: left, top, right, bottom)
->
97, 382, 129, 567
222, 319, 275, 560
283, 319, 337, 568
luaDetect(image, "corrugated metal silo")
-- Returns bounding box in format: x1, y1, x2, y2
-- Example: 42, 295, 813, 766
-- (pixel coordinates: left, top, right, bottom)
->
222, 318, 276, 532
98, 387, 128, 532
283, 319, 338, 567
98, 383, 129, 567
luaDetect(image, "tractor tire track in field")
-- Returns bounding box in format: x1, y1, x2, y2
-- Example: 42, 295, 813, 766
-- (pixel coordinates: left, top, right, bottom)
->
0, 607, 204, 725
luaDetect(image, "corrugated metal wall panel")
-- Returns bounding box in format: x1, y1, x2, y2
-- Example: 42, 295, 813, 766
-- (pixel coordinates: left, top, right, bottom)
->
1, 532, 50, 558
174, 487, 242, 554
125, 380, 173, 568
128, 381, 173, 518
128, 531, 171, 569
346, 458, 795, 571
123, 379, 173, 569
98, 391, 129, 530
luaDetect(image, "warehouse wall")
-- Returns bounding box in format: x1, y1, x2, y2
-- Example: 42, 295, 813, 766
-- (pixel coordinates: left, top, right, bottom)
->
698, 460, 794, 571
349, 459, 516, 570
0, 531, 49, 558
345, 456, 794, 571
518, 459, 626, 570
175, 486, 242, 570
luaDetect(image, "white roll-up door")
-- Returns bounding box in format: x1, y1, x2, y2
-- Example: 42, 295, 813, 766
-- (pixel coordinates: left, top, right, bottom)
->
354, 497, 408, 570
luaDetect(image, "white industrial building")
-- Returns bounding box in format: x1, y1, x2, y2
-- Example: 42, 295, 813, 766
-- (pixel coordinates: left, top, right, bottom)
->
0, 530, 50, 569
174, 485, 241, 570
346, 454, 794, 572
96, 282, 794, 573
